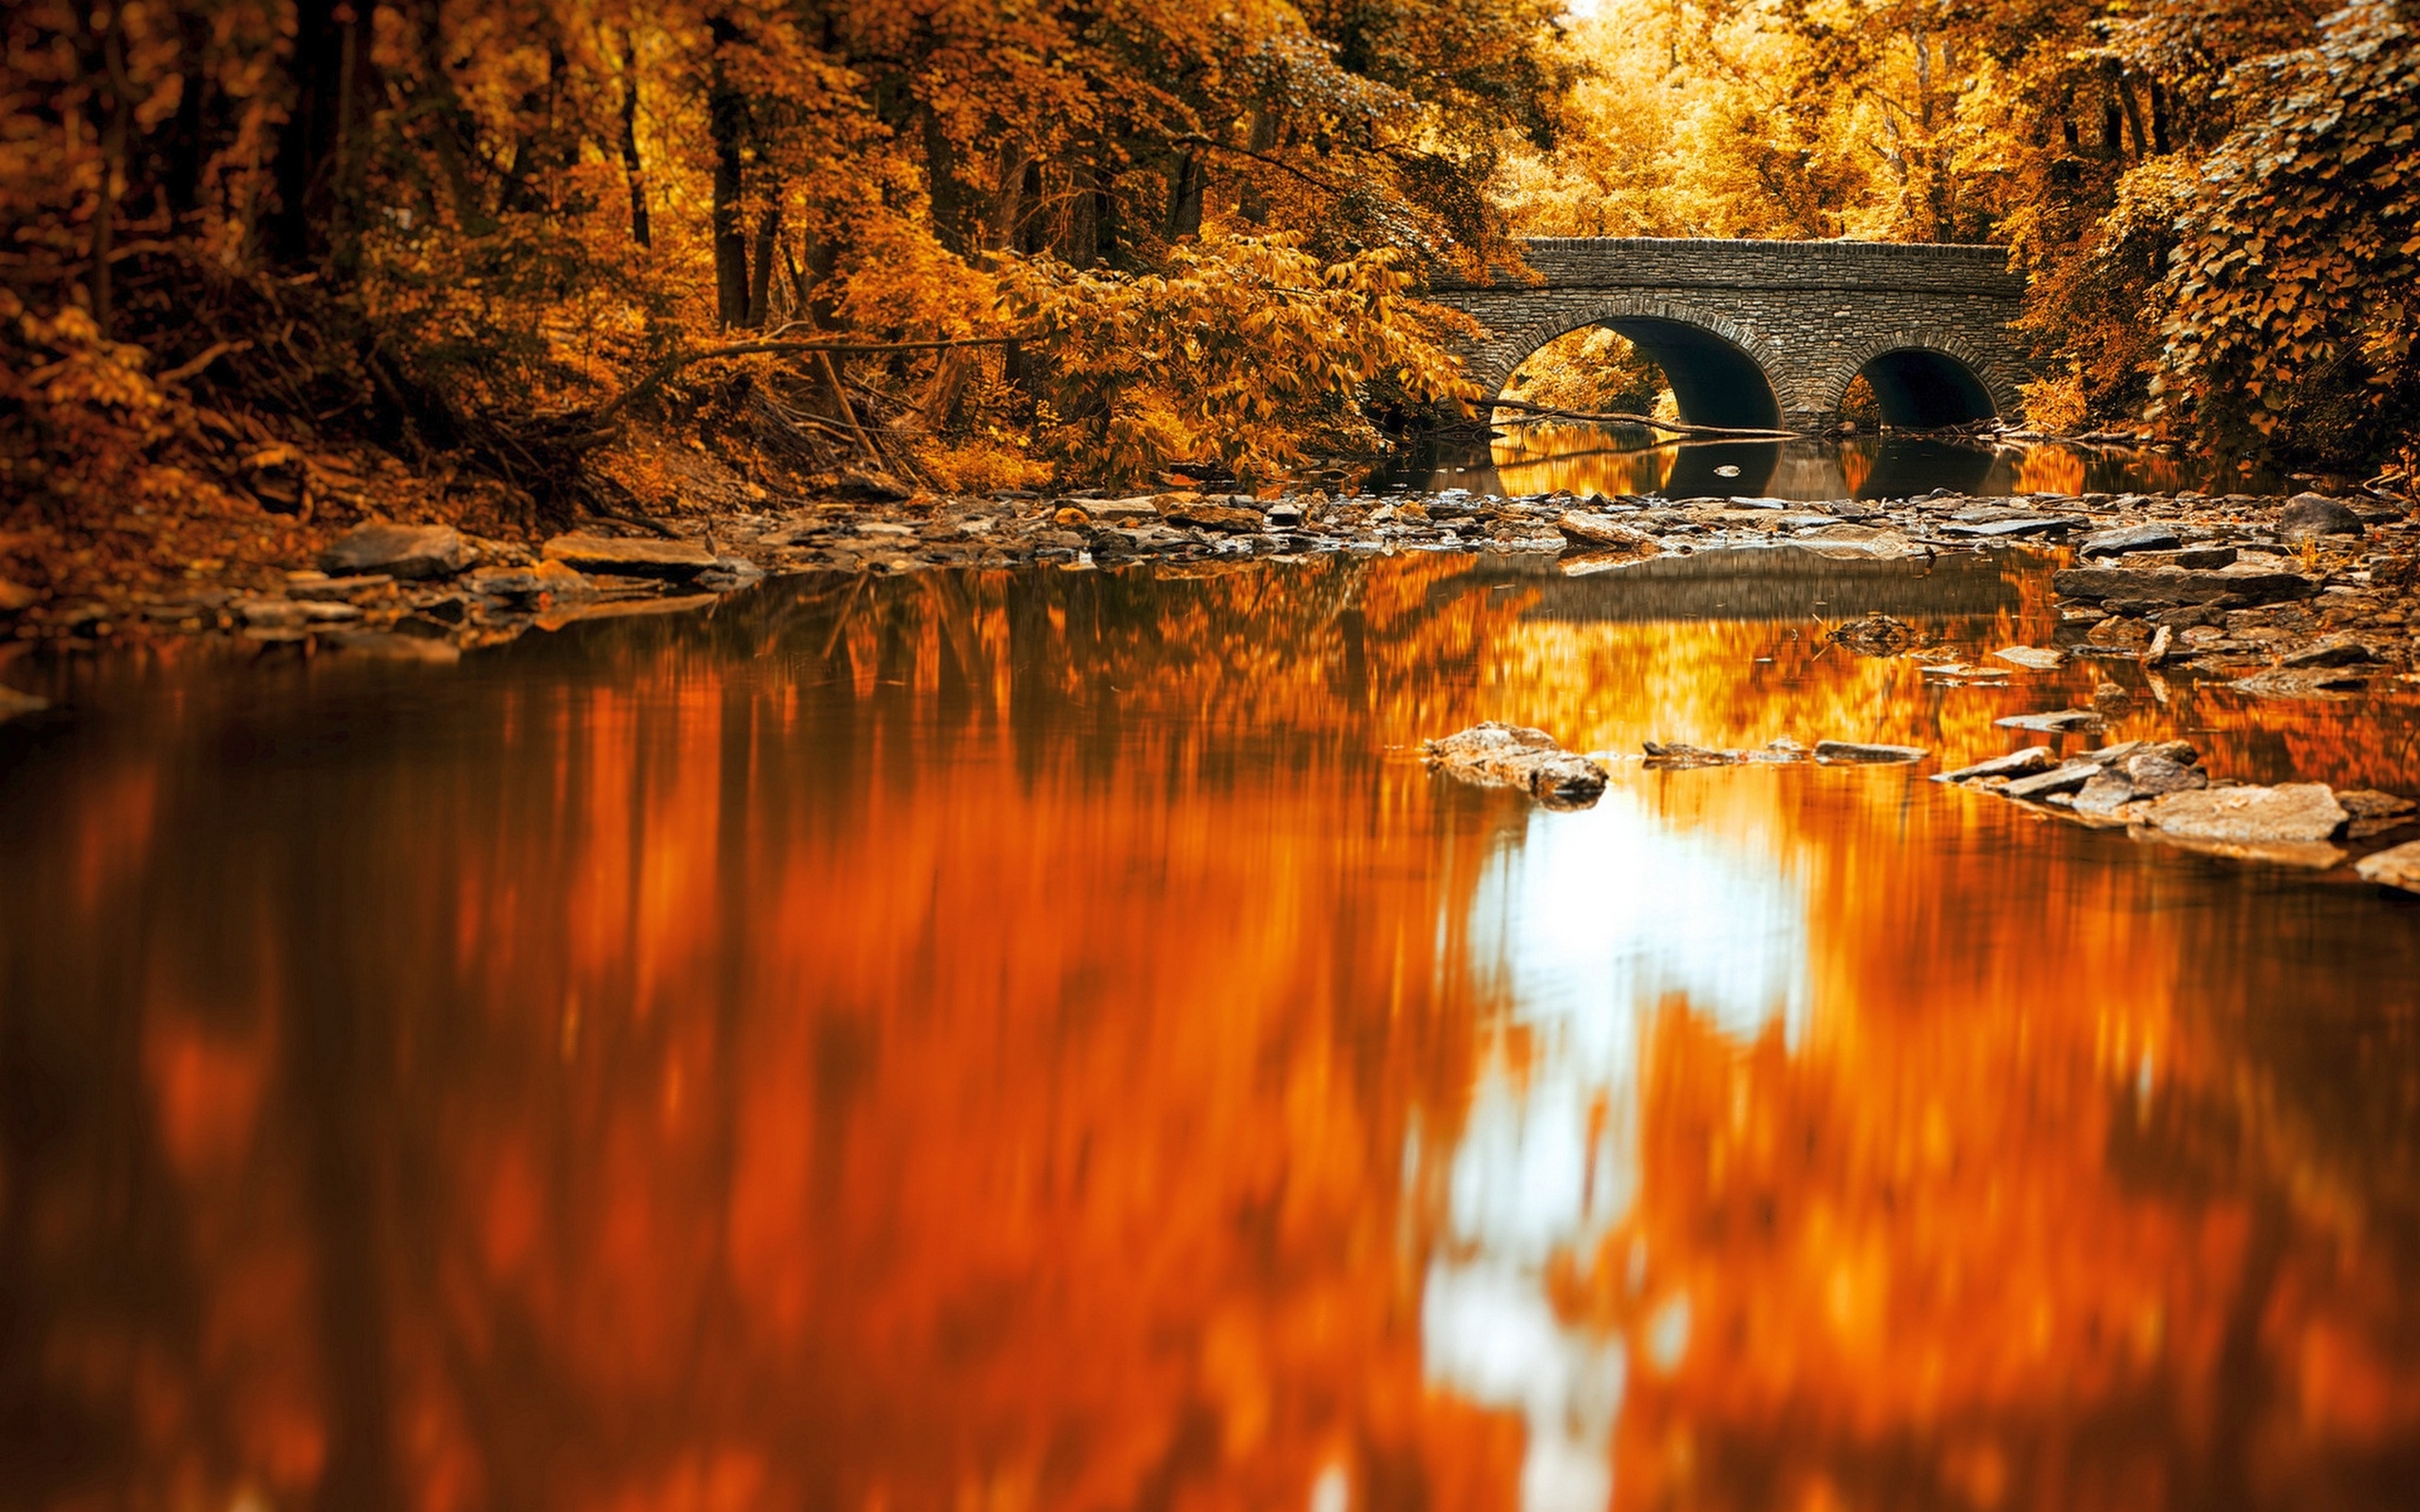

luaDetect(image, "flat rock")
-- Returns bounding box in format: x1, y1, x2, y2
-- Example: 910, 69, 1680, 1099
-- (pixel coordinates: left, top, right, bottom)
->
2049, 564, 2315, 606
2123, 752, 2207, 798
2073, 769, 2138, 815
320, 522, 472, 580
1992, 644, 2066, 670
2354, 839, 2420, 893
1814, 740, 1927, 765
1558, 512, 1657, 553
2278, 637, 2375, 668
2279, 493, 2363, 538
542, 532, 718, 578
1425, 722, 1607, 807
2079, 524, 2181, 558
1643, 740, 1746, 768
1995, 708, 2105, 733
2142, 783, 2348, 844
1936, 747, 2056, 782
2004, 760, 2103, 799
2341, 790, 2417, 839
1938, 516, 2083, 538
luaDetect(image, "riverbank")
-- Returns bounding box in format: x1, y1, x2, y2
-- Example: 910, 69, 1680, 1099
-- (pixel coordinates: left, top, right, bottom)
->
5, 478, 2413, 679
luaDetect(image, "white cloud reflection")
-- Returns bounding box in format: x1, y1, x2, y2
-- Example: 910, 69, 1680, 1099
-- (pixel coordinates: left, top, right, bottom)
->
1422, 790, 1809, 1512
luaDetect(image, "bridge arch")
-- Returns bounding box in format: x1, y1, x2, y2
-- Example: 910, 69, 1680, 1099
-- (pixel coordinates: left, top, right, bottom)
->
1478, 297, 1789, 431
1825, 335, 2019, 429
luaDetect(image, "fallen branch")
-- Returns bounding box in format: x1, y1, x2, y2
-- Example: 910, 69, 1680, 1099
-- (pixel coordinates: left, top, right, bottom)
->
1479, 395, 1805, 440
584, 334, 1028, 428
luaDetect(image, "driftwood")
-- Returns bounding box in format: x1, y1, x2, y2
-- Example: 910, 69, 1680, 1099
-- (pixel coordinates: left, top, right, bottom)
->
1478, 395, 1805, 440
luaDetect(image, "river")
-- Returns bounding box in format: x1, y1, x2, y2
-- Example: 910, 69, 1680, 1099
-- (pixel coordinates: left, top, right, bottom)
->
1401, 421, 2304, 503
4, 549, 2418, 1510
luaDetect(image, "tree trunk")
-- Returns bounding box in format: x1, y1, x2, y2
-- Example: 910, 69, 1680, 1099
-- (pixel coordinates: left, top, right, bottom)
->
89, 16, 129, 338
745, 201, 781, 328
619, 28, 649, 246
268, 0, 365, 266
707, 17, 751, 326
2148, 80, 2171, 155
1165, 148, 1203, 240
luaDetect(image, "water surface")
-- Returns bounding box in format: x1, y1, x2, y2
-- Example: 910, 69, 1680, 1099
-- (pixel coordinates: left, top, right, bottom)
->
5, 551, 2419, 1511
1401, 422, 2274, 501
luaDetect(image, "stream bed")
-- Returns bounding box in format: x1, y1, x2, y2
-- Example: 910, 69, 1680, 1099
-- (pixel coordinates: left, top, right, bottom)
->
4, 549, 2419, 1510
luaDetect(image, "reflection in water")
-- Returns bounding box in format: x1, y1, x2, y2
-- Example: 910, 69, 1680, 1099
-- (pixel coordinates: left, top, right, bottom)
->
1405, 422, 2215, 501
5, 555, 2420, 1510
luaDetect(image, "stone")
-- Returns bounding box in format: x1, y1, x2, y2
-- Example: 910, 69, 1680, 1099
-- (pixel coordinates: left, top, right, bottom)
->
1265, 502, 1306, 527
541, 532, 718, 578
2339, 790, 2418, 840
1558, 512, 1658, 553
2279, 493, 2363, 538
320, 522, 472, 579
2141, 783, 2348, 844
1994, 709, 2104, 733
2143, 624, 2173, 666
1643, 740, 1746, 767
1935, 747, 2056, 783
233, 596, 308, 627
2049, 564, 2314, 606
1938, 516, 2083, 539
290, 573, 394, 601
2078, 524, 2181, 558
1424, 722, 1607, 807
2072, 770, 2137, 815
2278, 637, 2375, 667
1161, 502, 1262, 533
2122, 752, 2207, 798
2355, 839, 2420, 893
1992, 644, 2065, 670
2003, 760, 2103, 799
2174, 546, 2238, 570
1813, 740, 1928, 765
2091, 680, 2133, 715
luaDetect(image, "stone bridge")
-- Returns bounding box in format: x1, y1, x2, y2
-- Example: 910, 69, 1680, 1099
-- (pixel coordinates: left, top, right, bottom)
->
1427, 237, 2029, 430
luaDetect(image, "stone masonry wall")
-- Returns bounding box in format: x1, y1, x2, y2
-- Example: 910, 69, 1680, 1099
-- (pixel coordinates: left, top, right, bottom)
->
1428, 237, 2030, 425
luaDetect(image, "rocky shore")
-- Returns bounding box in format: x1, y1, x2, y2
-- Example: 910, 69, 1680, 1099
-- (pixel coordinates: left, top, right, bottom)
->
7, 479, 2414, 678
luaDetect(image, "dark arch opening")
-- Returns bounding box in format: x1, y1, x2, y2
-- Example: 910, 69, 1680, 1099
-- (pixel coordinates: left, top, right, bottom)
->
1855, 349, 1996, 428
1496, 317, 1781, 431
1598, 318, 1780, 430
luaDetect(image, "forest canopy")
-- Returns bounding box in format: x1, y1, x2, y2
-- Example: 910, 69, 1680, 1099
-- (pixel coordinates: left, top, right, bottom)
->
1, 0, 2413, 585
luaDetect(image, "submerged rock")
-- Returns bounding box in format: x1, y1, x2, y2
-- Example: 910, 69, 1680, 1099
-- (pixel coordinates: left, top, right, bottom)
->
2141, 783, 2348, 844
320, 522, 472, 580
1995, 709, 2105, 734
1813, 740, 1928, 765
1643, 740, 1746, 768
2355, 839, 2420, 893
1992, 644, 2066, 670
0, 684, 50, 722
1424, 722, 1608, 807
